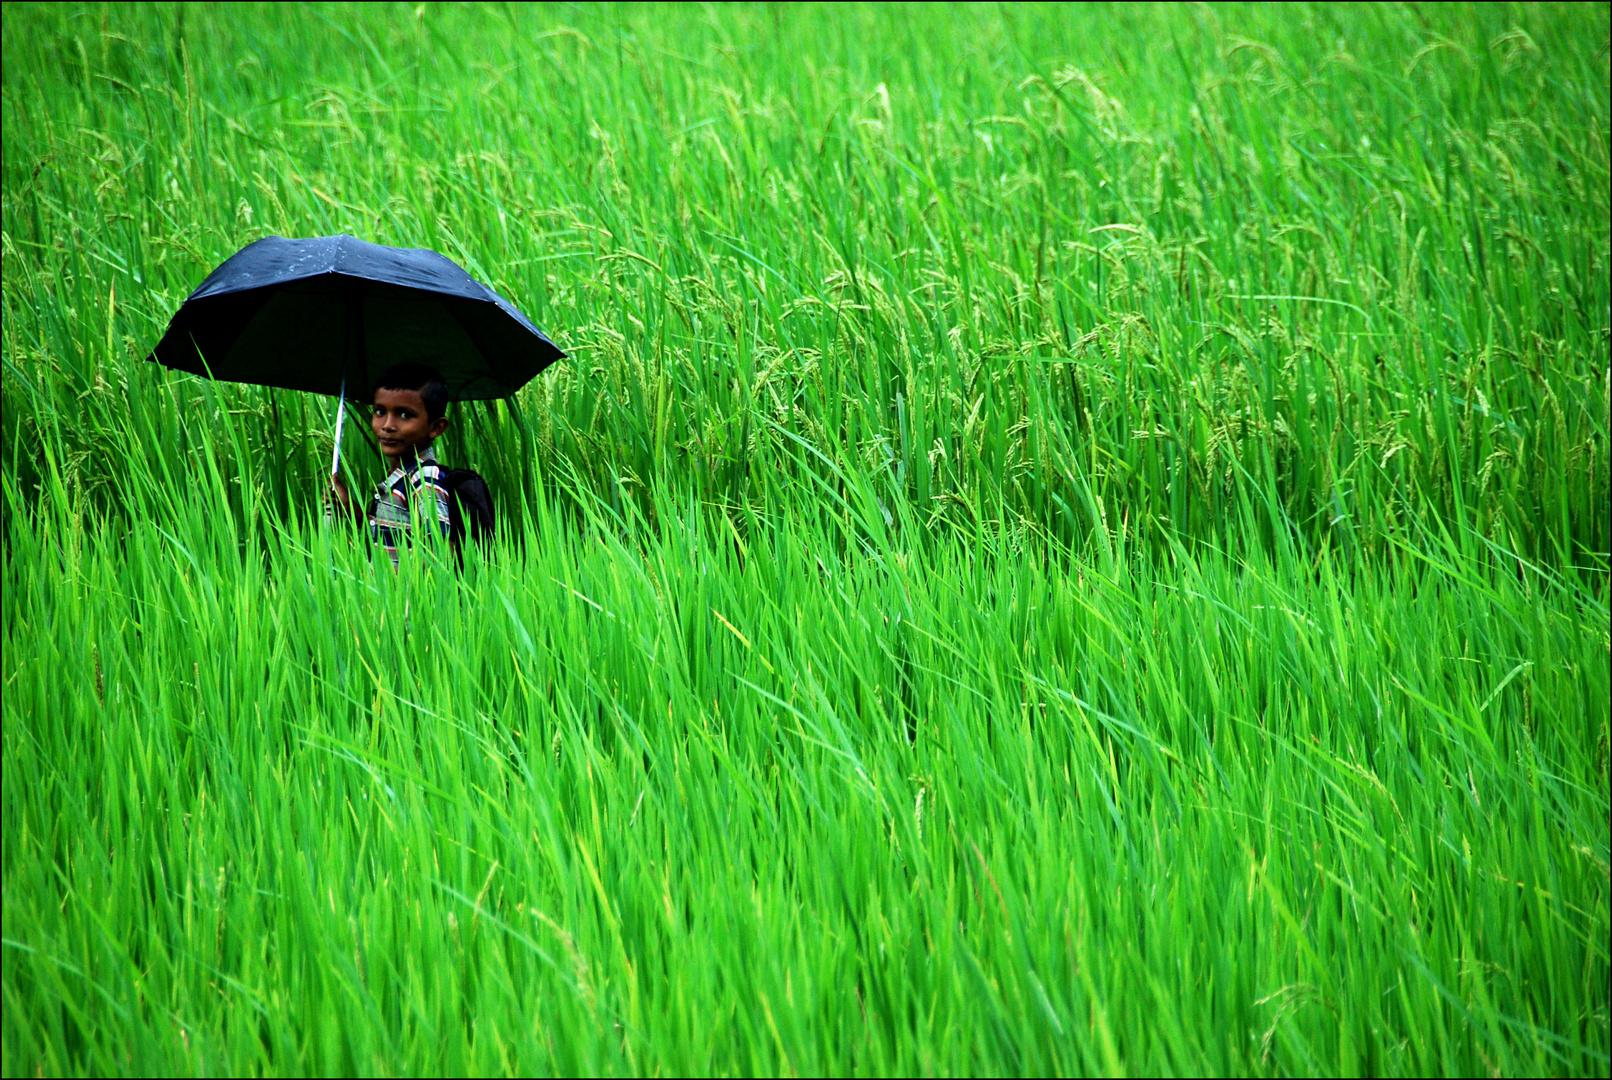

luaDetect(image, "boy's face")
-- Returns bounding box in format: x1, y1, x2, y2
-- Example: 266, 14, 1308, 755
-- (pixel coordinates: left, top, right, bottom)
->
372, 387, 448, 465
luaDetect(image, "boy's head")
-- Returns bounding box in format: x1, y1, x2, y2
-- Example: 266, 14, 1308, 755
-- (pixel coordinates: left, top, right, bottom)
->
371, 363, 450, 464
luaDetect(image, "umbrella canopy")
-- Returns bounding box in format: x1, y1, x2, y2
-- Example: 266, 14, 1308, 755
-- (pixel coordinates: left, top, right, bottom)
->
147, 234, 565, 401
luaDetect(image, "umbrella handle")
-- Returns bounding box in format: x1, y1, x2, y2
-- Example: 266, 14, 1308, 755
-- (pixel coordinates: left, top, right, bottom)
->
331, 374, 346, 478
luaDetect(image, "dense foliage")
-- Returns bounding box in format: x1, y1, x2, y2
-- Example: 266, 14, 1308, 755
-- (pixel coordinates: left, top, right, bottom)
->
3, 3, 1607, 1075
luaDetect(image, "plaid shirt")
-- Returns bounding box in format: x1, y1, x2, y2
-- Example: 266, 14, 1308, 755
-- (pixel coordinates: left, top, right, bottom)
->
367, 446, 452, 566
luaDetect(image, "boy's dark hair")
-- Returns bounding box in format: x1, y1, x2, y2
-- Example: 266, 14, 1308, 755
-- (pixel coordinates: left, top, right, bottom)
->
374, 363, 450, 422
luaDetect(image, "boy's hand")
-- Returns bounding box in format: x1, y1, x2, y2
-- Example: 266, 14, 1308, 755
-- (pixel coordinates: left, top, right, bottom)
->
330, 475, 359, 521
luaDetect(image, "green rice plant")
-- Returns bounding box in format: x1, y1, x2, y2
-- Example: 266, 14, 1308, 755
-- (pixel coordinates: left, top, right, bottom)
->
3, 2, 1606, 560
3, 2, 1608, 1076
4, 449, 1608, 1074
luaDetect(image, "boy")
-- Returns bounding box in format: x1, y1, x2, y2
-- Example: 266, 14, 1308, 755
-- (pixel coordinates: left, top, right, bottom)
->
330, 362, 454, 565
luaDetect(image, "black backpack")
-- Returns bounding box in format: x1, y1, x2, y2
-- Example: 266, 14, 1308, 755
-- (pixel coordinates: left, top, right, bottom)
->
443, 468, 495, 548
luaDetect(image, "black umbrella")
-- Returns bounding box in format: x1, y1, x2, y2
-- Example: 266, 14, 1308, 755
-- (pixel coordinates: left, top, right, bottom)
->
148, 233, 565, 474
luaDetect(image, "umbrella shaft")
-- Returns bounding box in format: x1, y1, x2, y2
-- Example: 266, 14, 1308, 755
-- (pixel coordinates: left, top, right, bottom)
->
331, 374, 346, 477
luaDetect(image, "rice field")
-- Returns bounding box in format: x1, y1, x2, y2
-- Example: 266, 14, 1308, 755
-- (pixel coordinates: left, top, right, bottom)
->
2, 3, 1608, 1074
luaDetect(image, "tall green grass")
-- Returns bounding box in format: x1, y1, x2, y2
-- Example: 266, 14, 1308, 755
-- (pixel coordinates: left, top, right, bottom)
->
4, 2, 1607, 559
3, 3, 1608, 1075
